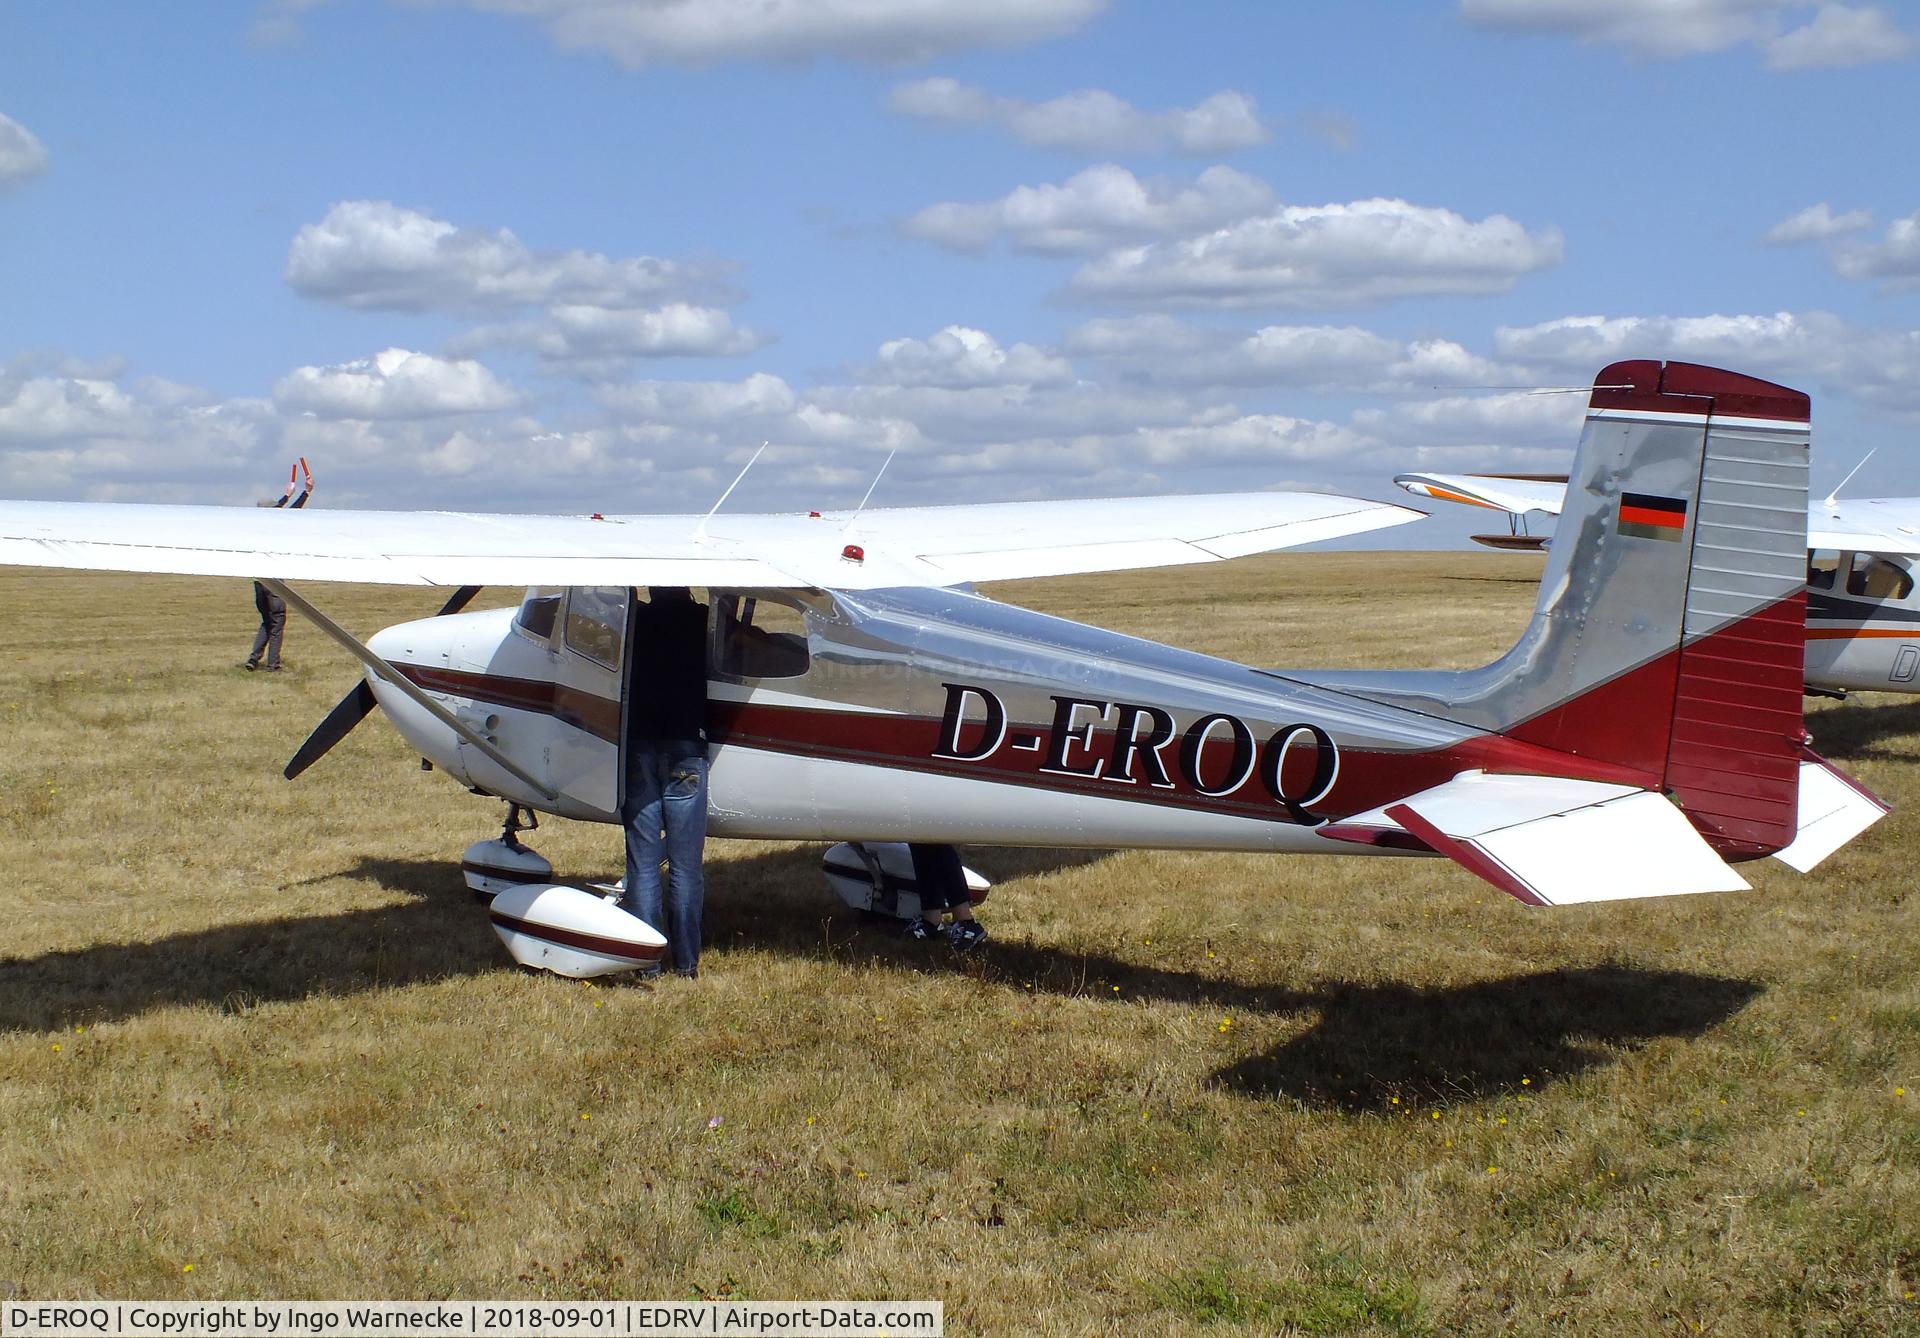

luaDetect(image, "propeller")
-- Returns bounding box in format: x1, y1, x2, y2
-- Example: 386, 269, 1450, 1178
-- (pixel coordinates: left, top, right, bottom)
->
284, 584, 484, 780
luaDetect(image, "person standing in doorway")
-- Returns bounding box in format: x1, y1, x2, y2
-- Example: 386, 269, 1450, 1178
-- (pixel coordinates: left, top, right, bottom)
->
622, 586, 711, 978
245, 459, 312, 672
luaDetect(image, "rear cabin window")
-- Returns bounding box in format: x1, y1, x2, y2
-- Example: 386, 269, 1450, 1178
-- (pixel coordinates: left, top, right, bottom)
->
564, 586, 628, 669
515, 587, 564, 641
1806, 550, 1842, 591
1847, 553, 1914, 602
713, 593, 811, 680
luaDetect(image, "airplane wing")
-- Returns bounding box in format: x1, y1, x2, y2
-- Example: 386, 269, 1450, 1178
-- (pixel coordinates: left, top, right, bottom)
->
1392, 472, 1567, 516
1808, 497, 1920, 556
0, 491, 1423, 591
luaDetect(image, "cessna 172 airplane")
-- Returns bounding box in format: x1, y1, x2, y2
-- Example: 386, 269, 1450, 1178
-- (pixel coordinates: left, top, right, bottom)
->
0, 361, 1887, 976
1395, 469, 1920, 696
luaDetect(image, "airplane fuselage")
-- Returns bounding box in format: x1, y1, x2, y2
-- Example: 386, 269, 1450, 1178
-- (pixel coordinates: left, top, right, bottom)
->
363, 584, 1639, 853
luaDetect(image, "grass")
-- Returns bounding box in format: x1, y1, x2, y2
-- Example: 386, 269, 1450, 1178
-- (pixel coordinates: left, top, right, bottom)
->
0, 554, 1917, 1333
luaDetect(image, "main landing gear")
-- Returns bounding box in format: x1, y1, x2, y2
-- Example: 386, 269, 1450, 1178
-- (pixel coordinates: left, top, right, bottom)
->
820, 841, 990, 923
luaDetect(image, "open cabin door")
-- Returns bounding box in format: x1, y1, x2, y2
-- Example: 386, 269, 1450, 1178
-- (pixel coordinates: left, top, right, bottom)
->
535, 585, 628, 821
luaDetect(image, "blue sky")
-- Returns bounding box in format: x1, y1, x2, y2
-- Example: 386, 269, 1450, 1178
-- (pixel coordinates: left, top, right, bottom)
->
2, 1, 1917, 547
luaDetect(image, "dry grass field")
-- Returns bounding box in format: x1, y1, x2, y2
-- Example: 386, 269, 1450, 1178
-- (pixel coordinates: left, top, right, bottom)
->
1, 553, 1917, 1334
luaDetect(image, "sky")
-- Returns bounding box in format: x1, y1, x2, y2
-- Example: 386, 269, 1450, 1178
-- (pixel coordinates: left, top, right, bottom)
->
2, 0, 1918, 549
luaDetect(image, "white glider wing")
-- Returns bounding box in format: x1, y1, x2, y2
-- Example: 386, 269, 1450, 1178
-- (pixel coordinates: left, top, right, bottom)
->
0, 491, 1422, 590
1401, 473, 1920, 560
1807, 496, 1920, 556
1392, 472, 1567, 517
1322, 771, 1750, 905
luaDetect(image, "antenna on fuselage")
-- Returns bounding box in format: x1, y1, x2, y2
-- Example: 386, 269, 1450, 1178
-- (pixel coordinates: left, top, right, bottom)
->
842, 449, 896, 535
1824, 449, 1876, 508
694, 440, 767, 543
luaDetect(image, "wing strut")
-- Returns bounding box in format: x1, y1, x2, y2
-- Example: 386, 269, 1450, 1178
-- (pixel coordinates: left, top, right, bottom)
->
261, 579, 559, 802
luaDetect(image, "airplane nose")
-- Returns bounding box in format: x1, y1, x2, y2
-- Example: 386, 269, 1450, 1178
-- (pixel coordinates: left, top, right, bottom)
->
367, 622, 413, 663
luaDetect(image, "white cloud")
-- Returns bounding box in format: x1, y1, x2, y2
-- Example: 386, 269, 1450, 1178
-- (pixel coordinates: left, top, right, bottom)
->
273, 348, 518, 419
1356, 389, 1591, 479
596, 372, 800, 425
286, 200, 732, 314
457, 303, 762, 366
451, 0, 1105, 68
888, 79, 1267, 154
1767, 4, 1914, 68
0, 358, 280, 501
0, 112, 48, 190
862, 326, 1073, 388
1762, 202, 1874, 244
1493, 310, 1920, 412
903, 164, 1273, 254
1131, 414, 1370, 466
0, 374, 144, 443
1067, 317, 1521, 391
1068, 198, 1564, 309
1460, 0, 1779, 56
1061, 314, 1215, 357
1834, 212, 1920, 290
543, 303, 759, 358
1461, 0, 1914, 68
1494, 311, 1811, 369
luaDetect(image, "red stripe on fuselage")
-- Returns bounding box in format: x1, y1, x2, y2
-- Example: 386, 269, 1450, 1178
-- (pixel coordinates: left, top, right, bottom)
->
393, 663, 621, 743
706, 698, 1654, 827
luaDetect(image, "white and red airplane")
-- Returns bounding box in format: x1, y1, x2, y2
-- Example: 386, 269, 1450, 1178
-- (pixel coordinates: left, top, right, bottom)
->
1396, 469, 1920, 697
0, 361, 1886, 975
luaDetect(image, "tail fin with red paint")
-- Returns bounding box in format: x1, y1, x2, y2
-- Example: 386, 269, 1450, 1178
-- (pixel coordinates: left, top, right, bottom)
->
1326, 362, 1848, 864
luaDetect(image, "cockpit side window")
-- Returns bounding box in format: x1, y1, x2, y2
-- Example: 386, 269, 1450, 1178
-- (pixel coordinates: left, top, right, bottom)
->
514, 586, 565, 642
564, 585, 628, 669
712, 591, 812, 680
1806, 550, 1842, 591
1847, 552, 1914, 602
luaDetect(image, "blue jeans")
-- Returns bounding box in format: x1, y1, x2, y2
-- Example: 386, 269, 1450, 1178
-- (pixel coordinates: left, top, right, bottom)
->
622, 739, 708, 973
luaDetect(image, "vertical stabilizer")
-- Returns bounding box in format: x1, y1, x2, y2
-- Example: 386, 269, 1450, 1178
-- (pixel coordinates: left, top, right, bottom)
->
1321, 362, 1811, 859
1491, 362, 1811, 856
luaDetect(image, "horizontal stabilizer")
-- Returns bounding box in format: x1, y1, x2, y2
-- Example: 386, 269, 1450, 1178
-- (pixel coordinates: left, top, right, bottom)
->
1322, 771, 1749, 906
1772, 756, 1888, 873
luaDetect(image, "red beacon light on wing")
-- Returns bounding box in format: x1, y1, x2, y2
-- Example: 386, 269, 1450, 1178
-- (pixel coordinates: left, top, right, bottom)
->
841, 543, 865, 564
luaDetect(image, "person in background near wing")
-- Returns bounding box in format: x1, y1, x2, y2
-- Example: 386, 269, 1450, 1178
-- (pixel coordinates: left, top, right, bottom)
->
622, 586, 711, 978
904, 843, 988, 949
245, 458, 312, 672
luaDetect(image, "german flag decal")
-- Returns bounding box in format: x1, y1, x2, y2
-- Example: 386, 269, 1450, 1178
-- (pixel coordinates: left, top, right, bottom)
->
1618, 491, 1687, 541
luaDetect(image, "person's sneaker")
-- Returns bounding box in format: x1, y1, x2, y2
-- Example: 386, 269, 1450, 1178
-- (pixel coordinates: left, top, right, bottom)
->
243, 661, 258, 671
903, 918, 945, 943
948, 920, 989, 950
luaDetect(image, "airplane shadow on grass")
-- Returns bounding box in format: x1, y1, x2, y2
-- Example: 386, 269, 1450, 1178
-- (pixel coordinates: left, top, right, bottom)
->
1805, 696, 1920, 764
2, 845, 1762, 1113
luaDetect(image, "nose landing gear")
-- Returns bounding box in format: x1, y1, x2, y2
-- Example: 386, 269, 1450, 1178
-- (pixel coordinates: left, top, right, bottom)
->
460, 803, 553, 901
